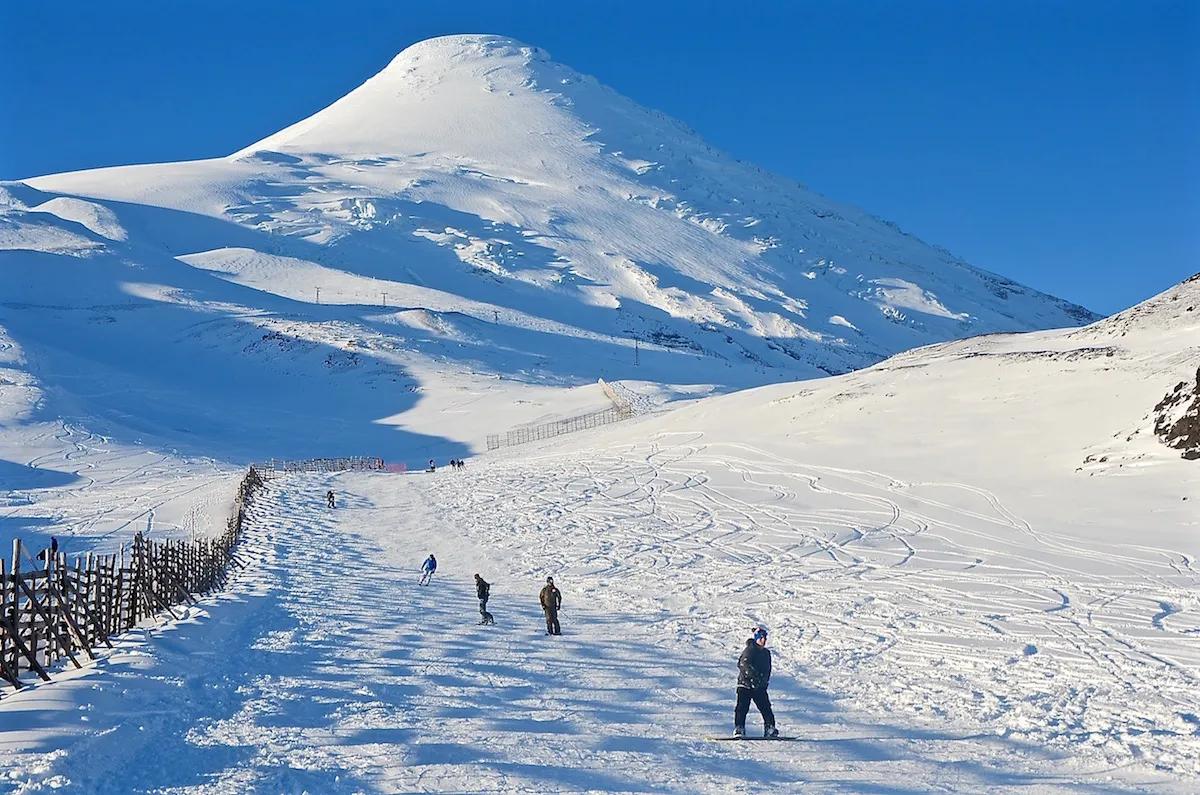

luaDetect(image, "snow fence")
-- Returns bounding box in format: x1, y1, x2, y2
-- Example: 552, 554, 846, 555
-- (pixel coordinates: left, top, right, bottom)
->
0, 467, 264, 694
485, 405, 634, 451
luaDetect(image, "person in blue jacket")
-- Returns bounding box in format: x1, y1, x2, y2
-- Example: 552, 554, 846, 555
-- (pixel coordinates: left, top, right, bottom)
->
419, 553, 437, 585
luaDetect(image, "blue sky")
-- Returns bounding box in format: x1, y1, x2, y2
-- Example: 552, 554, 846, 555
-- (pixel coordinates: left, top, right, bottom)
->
1, 1, 1195, 313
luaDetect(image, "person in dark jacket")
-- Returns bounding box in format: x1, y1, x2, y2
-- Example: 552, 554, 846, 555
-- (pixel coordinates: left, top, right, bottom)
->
326, 490, 336, 509
475, 573, 494, 624
734, 623, 778, 738
36, 536, 59, 563
539, 576, 562, 635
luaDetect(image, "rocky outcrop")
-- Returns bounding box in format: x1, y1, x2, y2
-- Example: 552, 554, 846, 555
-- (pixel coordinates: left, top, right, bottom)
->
1155, 367, 1200, 460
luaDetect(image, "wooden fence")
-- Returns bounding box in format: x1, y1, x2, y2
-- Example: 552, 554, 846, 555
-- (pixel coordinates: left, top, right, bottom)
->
251, 456, 385, 479
0, 467, 264, 694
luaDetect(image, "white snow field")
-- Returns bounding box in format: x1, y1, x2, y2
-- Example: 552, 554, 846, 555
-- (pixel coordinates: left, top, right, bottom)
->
0, 465, 1188, 794
2, 35, 1094, 476
1, 281, 1196, 792
1, 31, 1196, 794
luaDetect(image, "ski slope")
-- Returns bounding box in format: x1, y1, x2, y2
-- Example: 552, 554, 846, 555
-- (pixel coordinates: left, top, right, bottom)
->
0, 470, 1187, 793
1, 278, 1196, 792
0, 30, 1194, 794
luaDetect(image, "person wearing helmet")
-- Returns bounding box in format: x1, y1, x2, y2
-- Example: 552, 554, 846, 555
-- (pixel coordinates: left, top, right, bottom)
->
539, 576, 562, 635
734, 623, 778, 738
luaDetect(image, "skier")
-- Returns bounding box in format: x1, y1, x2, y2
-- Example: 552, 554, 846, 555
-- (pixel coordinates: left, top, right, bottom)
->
539, 576, 562, 635
419, 553, 437, 586
734, 623, 778, 738
475, 573, 494, 624
326, 490, 336, 509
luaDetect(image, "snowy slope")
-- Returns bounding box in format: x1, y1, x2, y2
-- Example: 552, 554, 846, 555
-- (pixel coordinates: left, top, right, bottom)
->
438, 273, 1196, 777
1, 35, 1095, 474
2, 35, 1193, 791
0, 471, 1188, 793
1, 280, 1192, 792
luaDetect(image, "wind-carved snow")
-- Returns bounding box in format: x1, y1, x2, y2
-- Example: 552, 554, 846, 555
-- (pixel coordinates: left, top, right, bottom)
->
30, 197, 128, 241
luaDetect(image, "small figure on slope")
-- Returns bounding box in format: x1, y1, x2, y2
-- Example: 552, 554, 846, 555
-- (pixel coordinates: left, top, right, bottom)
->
734, 623, 778, 738
428, 459, 436, 473
36, 536, 59, 562
539, 576, 562, 635
326, 490, 336, 509
475, 573, 494, 624
419, 553, 437, 586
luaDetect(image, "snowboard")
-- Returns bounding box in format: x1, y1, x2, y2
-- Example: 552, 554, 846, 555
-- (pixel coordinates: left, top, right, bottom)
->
708, 735, 800, 742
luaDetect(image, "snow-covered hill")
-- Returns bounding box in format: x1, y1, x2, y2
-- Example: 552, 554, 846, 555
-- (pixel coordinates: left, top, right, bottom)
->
1, 34, 1095, 471
1, 279, 1194, 791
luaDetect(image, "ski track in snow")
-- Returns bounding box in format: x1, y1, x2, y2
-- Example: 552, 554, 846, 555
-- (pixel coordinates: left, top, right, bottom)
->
2, 420, 236, 552
427, 438, 1200, 783
2, 468, 1192, 793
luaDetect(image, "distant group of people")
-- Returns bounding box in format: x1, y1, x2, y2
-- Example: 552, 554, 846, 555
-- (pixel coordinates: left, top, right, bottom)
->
426, 458, 468, 472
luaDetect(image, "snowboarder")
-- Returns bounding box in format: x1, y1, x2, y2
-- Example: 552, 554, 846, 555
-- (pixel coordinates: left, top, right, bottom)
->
326, 490, 336, 509
734, 623, 778, 738
475, 573, 494, 624
419, 553, 437, 586
428, 459, 436, 473
539, 576, 562, 635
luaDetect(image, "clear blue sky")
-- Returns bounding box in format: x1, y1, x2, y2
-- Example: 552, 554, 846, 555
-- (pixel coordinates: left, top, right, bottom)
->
2, 1, 1196, 313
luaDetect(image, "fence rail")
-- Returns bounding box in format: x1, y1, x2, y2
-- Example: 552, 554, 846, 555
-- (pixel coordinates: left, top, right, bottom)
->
251, 457, 385, 479
486, 405, 634, 451
0, 467, 263, 695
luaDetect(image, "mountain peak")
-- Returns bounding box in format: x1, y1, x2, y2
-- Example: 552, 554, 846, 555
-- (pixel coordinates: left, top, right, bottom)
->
235, 34, 569, 160
379, 34, 548, 70
25, 32, 1099, 411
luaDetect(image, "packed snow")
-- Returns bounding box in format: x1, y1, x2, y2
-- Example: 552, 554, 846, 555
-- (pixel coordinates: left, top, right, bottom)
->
2, 278, 1196, 792
0, 466, 1190, 792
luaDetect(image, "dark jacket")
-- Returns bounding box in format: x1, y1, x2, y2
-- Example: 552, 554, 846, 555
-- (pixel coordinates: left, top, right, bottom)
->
539, 584, 561, 613
737, 639, 772, 690
476, 578, 490, 599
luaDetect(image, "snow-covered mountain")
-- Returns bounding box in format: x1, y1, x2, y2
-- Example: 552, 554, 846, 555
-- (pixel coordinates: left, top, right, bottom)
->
2, 34, 1096, 464
3, 273, 1192, 792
